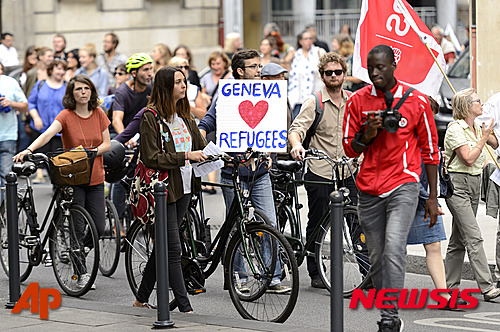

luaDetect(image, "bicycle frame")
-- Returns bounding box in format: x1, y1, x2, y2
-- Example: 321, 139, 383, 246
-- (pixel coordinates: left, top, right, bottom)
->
18, 176, 72, 266
184, 154, 274, 280
273, 152, 357, 265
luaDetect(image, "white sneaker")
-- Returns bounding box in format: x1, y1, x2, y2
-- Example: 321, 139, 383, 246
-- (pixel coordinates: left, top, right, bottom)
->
76, 273, 96, 290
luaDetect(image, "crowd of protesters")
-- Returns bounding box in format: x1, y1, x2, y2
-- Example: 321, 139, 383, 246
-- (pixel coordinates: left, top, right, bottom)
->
3, 21, 500, 332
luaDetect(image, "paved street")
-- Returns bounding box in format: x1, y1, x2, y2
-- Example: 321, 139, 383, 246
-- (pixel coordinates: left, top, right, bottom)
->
1, 180, 500, 331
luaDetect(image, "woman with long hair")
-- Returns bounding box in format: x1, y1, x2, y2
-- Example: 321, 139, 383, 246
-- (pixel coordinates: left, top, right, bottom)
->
133, 66, 207, 311
152, 43, 172, 74
65, 48, 81, 81
14, 75, 111, 287
23, 46, 54, 98
259, 37, 279, 67
19, 45, 38, 87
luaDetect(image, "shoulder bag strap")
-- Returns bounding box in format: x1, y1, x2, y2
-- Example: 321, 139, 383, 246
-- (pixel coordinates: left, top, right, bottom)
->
446, 151, 456, 168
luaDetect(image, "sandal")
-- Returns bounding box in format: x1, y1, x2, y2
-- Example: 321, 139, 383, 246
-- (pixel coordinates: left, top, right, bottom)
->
133, 300, 156, 309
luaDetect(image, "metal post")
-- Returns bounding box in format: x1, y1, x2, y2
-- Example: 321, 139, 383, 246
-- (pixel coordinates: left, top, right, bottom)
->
153, 182, 174, 328
5, 172, 20, 309
329, 191, 343, 332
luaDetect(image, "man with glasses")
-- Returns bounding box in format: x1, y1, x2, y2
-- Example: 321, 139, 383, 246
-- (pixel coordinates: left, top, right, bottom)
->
289, 52, 368, 288
199, 49, 291, 293
97, 32, 128, 88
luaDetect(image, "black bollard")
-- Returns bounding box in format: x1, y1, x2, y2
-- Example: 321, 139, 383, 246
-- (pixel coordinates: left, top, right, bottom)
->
329, 191, 343, 332
5, 172, 20, 309
153, 181, 174, 328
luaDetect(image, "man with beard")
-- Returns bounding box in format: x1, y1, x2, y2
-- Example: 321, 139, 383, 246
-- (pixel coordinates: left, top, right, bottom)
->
53, 34, 67, 61
289, 52, 368, 288
97, 32, 128, 88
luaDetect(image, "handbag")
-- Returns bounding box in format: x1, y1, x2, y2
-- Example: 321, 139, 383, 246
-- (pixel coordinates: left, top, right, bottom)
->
48, 145, 96, 186
439, 150, 455, 199
130, 109, 169, 225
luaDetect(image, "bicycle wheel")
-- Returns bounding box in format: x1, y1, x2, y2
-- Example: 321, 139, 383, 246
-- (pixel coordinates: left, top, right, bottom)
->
315, 206, 372, 297
124, 221, 176, 310
99, 198, 121, 276
225, 223, 299, 323
50, 204, 99, 297
0, 193, 34, 282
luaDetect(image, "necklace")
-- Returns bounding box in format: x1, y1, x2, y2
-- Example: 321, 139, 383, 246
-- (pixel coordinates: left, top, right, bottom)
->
76, 112, 94, 147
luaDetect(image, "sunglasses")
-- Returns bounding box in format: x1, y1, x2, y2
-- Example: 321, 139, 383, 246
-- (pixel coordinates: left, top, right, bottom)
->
472, 98, 481, 104
114, 72, 126, 76
176, 65, 189, 70
324, 69, 344, 77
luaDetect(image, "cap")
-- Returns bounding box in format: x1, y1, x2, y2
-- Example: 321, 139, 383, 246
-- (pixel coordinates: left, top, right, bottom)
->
261, 63, 287, 77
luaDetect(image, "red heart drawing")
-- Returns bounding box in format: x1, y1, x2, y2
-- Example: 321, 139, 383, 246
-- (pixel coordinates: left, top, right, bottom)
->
238, 100, 269, 129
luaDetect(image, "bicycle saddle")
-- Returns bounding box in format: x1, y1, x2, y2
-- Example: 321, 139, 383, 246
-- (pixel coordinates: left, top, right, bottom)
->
276, 160, 303, 173
12, 162, 37, 177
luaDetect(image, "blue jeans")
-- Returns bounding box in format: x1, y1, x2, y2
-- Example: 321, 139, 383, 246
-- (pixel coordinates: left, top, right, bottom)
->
0, 140, 16, 202
111, 181, 127, 219
220, 173, 281, 284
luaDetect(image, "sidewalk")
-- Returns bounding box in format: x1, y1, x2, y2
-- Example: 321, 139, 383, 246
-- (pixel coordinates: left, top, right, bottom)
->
1, 296, 325, 332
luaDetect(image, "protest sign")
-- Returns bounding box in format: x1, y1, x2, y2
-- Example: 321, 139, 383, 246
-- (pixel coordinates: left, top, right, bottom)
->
215, 79, 288, 152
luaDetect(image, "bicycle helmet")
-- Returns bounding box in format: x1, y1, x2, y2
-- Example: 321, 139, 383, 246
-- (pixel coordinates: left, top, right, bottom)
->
103, 140, 127, 183
126, 53, 153, 73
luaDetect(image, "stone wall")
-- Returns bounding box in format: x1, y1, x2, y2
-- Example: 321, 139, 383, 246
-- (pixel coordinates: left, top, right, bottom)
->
2, 0, 221, 71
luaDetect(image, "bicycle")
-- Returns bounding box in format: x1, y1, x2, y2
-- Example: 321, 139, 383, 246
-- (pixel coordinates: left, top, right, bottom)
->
0, 153, 100, 296
124, 149, 299, 323
99, 146, 140, 277
270, 149, 371, 297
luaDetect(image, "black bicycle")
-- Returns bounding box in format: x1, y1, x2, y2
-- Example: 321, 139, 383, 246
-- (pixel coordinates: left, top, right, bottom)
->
124, 150, 299, 323
0, 153, 99, 296
270, 149, 371, 297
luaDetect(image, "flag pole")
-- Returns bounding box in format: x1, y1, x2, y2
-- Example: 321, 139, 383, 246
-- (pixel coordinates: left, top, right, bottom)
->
395, 0, 500, 170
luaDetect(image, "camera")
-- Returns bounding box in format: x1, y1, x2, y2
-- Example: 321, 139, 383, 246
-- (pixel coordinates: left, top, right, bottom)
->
378, 91, 401, 134
0, 94, 11, 113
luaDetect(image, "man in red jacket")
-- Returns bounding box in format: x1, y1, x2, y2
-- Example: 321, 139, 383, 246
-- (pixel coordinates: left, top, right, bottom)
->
342, 45, 440, 332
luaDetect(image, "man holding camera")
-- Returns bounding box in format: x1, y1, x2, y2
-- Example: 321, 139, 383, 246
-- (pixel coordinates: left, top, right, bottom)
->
342, 45, 440, 331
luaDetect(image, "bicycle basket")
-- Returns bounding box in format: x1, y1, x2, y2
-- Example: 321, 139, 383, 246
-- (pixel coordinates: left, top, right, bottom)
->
48, 145, 96, 186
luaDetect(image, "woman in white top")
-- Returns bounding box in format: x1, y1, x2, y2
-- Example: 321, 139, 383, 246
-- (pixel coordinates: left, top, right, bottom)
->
287, 30, 326, 119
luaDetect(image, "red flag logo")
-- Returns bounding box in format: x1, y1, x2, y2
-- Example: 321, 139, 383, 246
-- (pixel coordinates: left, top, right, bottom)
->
353, 0, 445, 96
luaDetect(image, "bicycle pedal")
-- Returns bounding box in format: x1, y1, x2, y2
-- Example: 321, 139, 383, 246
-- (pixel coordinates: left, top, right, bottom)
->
25, 235, 39, 247
187, 287, 206, 295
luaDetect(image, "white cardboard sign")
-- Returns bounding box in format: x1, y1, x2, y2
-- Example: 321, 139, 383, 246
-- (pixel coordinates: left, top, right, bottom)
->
215, 79, 288, 152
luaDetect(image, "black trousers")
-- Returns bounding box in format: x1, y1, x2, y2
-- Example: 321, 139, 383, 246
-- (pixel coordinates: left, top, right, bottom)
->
72, 183, 105, 237
304, 171, 367, 278
136, 194, 192, 312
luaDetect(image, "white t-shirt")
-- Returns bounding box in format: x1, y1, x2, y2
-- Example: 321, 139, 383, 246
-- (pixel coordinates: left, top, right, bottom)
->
165, 114, 193, 194
0, 44, 19, 66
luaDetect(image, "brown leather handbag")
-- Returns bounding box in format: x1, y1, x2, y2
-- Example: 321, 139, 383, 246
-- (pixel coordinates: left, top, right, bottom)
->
48, 145, 96, 186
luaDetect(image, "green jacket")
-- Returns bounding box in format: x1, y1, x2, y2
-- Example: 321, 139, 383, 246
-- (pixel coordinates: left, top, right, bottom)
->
139, 109, 207, 203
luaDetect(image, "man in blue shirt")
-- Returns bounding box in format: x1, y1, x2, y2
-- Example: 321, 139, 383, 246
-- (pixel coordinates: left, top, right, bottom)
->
199, 49, 290, 293
0, 62, 28, 196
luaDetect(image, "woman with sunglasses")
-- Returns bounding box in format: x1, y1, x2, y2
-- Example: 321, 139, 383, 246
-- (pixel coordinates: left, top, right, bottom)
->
288, 30, 326, 120
443, 88, 500, 301
168, 56, 206, 122
110, 63, 129, 94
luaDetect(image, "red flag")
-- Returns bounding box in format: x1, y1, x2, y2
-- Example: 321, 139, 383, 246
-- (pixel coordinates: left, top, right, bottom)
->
353, 0, 445, 96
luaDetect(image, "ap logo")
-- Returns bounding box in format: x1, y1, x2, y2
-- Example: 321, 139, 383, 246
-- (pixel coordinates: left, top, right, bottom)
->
11, 283, 61, 319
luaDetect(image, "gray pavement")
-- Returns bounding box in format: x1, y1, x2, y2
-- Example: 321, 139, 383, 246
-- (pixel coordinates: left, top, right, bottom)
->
2, 182, 500, 331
